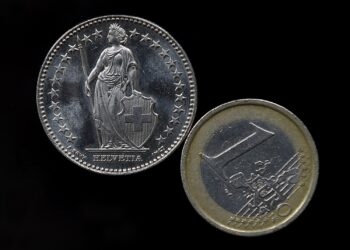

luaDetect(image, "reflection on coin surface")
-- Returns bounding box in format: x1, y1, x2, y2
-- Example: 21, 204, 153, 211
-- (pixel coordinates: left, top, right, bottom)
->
36, 15, 196, 174
181, 99, 318, 236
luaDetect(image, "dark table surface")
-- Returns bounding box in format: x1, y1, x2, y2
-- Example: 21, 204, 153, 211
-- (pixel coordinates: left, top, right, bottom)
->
2, 0, 335, 248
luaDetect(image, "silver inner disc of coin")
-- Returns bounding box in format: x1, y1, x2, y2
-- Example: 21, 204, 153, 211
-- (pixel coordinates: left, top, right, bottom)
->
201, 120, 296, 214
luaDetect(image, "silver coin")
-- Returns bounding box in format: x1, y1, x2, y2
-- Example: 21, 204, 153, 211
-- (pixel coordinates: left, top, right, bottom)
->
37, 15, 197, 174
181, 99, 318, 236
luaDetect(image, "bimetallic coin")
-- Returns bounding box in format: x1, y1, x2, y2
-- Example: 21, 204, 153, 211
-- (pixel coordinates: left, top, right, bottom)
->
37, 15, 196, 174
181, 99, 318, 236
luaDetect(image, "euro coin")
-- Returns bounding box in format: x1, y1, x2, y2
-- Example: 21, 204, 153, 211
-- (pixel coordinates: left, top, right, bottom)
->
181, 99, 318, 236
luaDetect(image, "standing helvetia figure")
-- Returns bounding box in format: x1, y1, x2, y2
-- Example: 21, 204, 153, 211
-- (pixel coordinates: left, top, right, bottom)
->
83, 23, 157, 150
37, 16, 197, 174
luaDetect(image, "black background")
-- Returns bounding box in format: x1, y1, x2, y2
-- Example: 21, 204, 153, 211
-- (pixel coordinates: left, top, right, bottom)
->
2, 0, 334, 248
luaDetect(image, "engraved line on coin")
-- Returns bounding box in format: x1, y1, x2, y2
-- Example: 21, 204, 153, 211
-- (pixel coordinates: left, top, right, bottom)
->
227, 152, 303, 228
200, 122, 275, 172
198, 122, 307, 227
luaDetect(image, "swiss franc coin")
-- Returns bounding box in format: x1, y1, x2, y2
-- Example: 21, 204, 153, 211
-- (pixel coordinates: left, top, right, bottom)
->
37, 15, 197, 174
181, 99, 318, 236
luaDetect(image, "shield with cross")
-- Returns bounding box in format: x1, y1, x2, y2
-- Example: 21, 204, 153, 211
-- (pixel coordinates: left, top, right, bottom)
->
116, 91, 158, 148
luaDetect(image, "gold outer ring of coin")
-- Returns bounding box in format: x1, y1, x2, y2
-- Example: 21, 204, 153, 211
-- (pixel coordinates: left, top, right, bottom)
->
180, 99, 319, 236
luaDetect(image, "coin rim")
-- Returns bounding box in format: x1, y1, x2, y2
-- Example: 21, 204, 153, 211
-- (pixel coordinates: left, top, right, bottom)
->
36, 15, 197, 175
180, 98, 318, 236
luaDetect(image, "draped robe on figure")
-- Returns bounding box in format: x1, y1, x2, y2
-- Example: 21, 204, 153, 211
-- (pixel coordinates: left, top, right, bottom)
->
93, 46, 137, 148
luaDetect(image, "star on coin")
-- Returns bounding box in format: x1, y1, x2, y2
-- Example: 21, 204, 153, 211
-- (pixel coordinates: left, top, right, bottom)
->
159, 48, 170, 59
81, 34, 93, 45
170, 115, 180, 125
68, 44, 79, 53
175, 93, 186, 103
49, 75, 62, 87
92, 29, 103, 40
129, 28, 140, 38
58, 123, 69, 133
174, 80, 185, 92
55, 64, 66, 75
155, 134, 166, 145
53, 112, 64, 122
66, 132, 77, 143
164, 125, 174, 136
173, 105, 185, 115
150, 40, 161, 49
60, 53, 71, 63
49, 101, 60, 111
140, 33, 151, 42
166, 58, 177, 69
48, 88, 59, 98
172, 68, 182, 79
